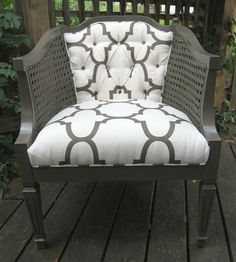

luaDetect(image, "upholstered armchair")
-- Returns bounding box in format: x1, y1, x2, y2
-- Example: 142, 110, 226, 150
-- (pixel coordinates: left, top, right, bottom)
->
13, 16, 221, 249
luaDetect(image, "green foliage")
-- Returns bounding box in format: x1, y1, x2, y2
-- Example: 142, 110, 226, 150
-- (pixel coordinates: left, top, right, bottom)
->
203, 18, 236, 72
216, 100, 236, 134
0, 0, 13, 10
0, 134, 18, 199
0, 6, 32, 199
204, 18, 236, 136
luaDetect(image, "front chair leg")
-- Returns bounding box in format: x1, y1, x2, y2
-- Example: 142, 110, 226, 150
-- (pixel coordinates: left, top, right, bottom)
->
23, 183, 46, 249
197, 181, 216, 248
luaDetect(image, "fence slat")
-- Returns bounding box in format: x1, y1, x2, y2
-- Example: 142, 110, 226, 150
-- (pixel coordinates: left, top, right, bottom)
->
176, 0, 181, 21
93, 0, 99, 16
154, 0, 160, 21
165, 0, 170, 25
107, 0, 113, 14
47, 0, 213, 41
144, 0, 150, 16
184, 0, 190, 26
48, 0, 56, 27
62, 0, 70, 26
132, 0, 137, 14
78, 0, 85, 22
120, 0, 126, 15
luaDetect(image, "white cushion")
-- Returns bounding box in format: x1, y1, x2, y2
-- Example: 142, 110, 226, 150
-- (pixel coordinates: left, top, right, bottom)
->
28, 100, 209, 167
64, 21, 173, 103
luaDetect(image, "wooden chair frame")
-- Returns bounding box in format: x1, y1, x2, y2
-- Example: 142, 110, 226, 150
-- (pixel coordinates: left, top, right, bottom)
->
13, 16, 221, 249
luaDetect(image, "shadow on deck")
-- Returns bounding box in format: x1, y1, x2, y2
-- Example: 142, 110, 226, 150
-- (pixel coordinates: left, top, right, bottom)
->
0, 142, 235, 262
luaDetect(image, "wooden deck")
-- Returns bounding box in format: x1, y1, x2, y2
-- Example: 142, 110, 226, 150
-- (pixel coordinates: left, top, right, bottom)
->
0, 142, 235, 262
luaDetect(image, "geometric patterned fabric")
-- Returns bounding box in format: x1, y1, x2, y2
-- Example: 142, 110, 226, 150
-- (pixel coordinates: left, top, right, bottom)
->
64, 21, 173, 103
28, 100, 209, 166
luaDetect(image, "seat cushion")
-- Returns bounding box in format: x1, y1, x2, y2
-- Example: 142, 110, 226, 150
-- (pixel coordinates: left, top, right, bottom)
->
64, 21, 173, 103
28, 100, 209, 167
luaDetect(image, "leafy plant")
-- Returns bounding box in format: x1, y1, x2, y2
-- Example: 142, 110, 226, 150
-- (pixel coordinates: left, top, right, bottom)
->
204, 18, 236, 136
0, 134, 18, 199
216, 99, 236, 134
0, 2, 32, 199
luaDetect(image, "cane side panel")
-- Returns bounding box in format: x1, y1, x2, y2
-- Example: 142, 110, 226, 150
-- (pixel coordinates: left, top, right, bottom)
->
163, 31, 207, 130
26, 35, 76, 135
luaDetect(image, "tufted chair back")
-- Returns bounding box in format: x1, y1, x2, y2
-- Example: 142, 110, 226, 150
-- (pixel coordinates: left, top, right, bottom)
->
64, 21, 173, 103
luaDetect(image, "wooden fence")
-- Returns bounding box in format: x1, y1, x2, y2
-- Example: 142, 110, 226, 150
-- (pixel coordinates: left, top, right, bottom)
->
14, 0, 221, 45
47, 0, 211, 41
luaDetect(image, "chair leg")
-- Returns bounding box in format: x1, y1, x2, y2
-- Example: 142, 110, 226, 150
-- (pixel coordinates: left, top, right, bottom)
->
197, 181, 216, 248
23, 183, 46, 249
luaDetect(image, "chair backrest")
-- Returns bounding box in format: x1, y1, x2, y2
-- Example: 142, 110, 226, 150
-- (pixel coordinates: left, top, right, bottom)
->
15, 16, 218, 136
64, 20, 173, 103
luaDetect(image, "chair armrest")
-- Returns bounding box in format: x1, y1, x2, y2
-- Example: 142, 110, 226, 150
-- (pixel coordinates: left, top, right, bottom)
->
13, 27, 76, 145
163, 24, 221, 146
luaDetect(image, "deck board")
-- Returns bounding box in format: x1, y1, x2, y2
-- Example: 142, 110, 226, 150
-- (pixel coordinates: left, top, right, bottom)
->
0, 199, 22, 229
217, 143, 236, 261
18, 182, 95, 262
147, 180, 187, 262
0, 183, 65, 262
188, 180, 230, 262
103, 182, 154, 262
0, 178, 23, 229
60, 182, 125, 262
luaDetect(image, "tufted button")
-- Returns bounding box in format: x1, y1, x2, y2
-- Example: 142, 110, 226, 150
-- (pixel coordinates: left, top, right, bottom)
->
118, 90, 122, 94
142, 41, 146, 45
93, 42, 96, 46
81, 66, 85, 70
156, 64, 159, 68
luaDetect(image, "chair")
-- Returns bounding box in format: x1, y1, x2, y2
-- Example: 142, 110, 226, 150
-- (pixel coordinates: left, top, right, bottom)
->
13, 16, 221, 249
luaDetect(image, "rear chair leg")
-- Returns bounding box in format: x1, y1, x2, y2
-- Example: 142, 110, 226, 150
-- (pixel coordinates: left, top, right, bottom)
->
23, 183, 46, 249
197, 181, 216, 248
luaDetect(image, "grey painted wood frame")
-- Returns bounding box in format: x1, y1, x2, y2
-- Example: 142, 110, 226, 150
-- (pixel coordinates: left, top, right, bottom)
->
13, 15, 221, 249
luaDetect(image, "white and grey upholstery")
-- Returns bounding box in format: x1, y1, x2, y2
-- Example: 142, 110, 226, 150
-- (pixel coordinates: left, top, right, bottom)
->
28, 99, 209, 167
27, 20, 210, 167
64, 21, 173, 102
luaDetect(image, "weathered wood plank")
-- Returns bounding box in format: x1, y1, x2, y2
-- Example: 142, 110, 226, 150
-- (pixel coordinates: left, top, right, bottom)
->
62, 0, 70, 26
60, 182, 125, 262
188, 179, 230, 262
103, 182, 154, 262
48, 0, 56, 27
217, 142, 236, 261
5, 177, 23, 200
147, 180, 187, 262
107, 0, 113, 14
0, 200, 22, 229
0, 183, 65, 262
93, 0, 99, 16
78, 0, 85, 22
0, 178, 23, 229
18, 183, 95, 262
132, 0, 137, 14
21, 0, 50, 45
231, 143, 236, 157
144, 0, 150, 16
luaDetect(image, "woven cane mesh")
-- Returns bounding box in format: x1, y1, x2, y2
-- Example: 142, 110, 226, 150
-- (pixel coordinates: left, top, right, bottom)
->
163, 31, 207, 129
26, 35, 76, 135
